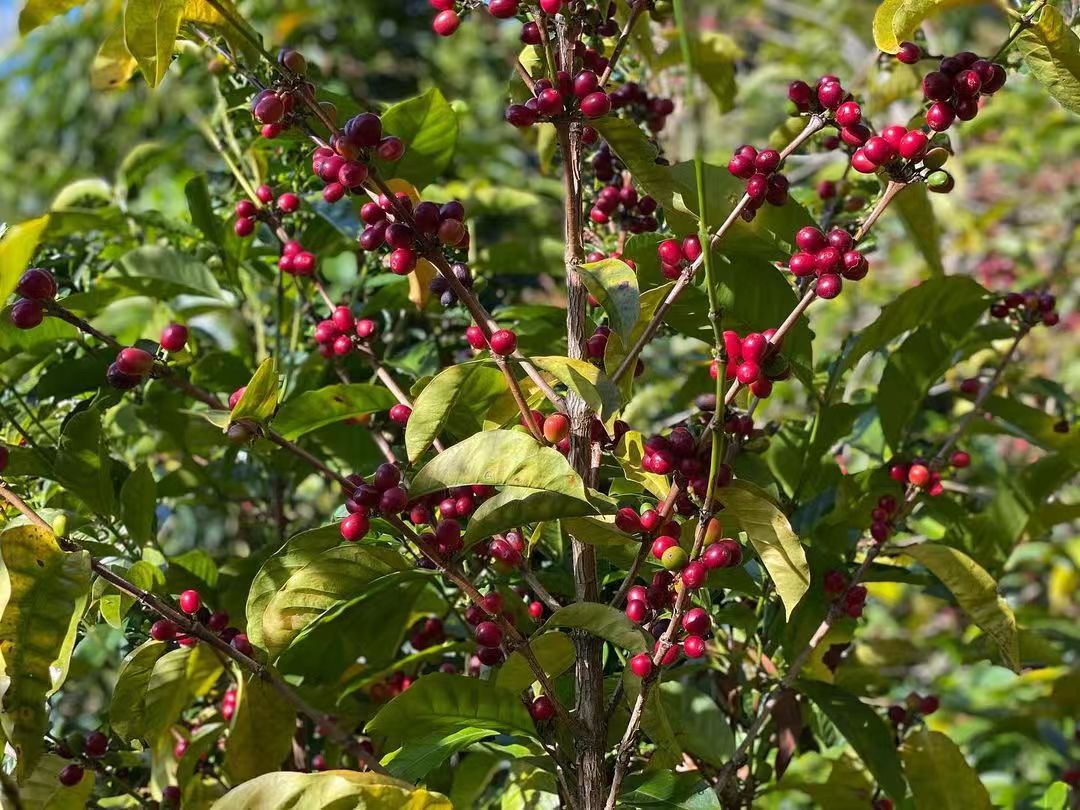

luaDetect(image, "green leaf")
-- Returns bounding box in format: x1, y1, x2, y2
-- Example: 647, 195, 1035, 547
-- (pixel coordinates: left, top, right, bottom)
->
872, 0, 983, 53
383, 727, 496, 782
18, 0, 90, 34
903, 543, 1020, 672
366, 673, 536, 746
223, 674, 297, 784
976, 393, 1080, 454
100, 560, 163, 629
114, 246, 225, 300
209, 771, 452, 809
900, 728, 992, 809
405, 363, 507, 462
92, 27, 139, 90
55, 409, 117, 516
619, 771, 721, 809
121, 463, 157, 546
273, 383, 397, 441
245, 525, 409, 658
1037, 782, 1070, 810
718, 480, 809, 618
0, 526, 90, 780
463, 485, 604, 546
0, 216, 50, 306
795, 679, 907, 799
774, 750, 875, 809
657, 682, 735, 767
893, 183, 944, 276
110, 642, 223, 743
123, 0, 186, 87
496, 631, 575, 693
376, 88, 459, 188
591, 117, 684, 226
839, 276, 987, 374
1017, 4, 1080, 114
539, 602, 649, 653
656, 30, 739, 111
185, 175, 225, 246
531, 356, 621, 421
230, 357, 279, 425
410, 430, 591, 503
18, 753, 96, 808
613, 430, 670, 500
576, 259, 640, 342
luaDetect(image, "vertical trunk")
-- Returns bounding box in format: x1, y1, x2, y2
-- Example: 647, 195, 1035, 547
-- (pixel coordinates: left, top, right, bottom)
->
557, 119, 608, 809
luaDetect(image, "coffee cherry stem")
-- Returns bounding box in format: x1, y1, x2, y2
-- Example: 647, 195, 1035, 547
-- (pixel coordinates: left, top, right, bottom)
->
599, 0, 648, 86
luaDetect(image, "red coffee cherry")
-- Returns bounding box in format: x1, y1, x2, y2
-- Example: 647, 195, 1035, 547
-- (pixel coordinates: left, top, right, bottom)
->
84, 730, 109, 758
896, 41, 922, 64
389, 404, 412, 425
908, 464, 931, 487
179, 589, 202, 614
950, 450, 971, 468
11, 299, 45, 329
926, 101, 956, 131
489, 329, 517, 356
580, 92, 612, 119
543, 413, 570, 444
150, 619, 178, 641
432, 9, 460, 36
629, 653, 653, 678
682, 634, 706, 659
116, 347, 155, 377
160, 324, 188, 352
529, 695, 556, 722
58, 764, 85, 787
340, 513, 369, 541
475, 620, 503, 648
834, 101, 861, 127
16, 268, 57, 300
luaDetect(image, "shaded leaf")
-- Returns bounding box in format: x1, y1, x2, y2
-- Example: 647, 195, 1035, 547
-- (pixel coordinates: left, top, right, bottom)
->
576, 259, 639, 342
18, 753, 95, 808
121, 463, 157, 546
405, 363, 507, 462
657, 682, 735, 767
375, 89, 459, 189
224, 674, 297, 784
496, 631, 575, 693
209, 770, 451, 809
539, 602, 648, 653
463, 485, 604, 546
114, 246, 225, 299
900, 728, 992, 809
273, 383, 397, 441
893, 183, 943, 276
619, 771, 721, 809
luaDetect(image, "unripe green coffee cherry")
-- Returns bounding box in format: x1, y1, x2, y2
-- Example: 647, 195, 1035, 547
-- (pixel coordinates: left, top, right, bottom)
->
927, 170, 954, 193
661, 545, 688, 571
923, 147, 950, 171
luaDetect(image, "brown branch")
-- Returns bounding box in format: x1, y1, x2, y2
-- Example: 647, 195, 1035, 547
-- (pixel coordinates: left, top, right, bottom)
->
599, 0, 647, 86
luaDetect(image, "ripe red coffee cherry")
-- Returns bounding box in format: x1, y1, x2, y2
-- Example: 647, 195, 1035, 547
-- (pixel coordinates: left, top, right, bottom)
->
899, 129, 929, 160
629, 653, 653, 678
528, 601, 543, 619
727, 154, 755, 179
292, 251, 317, 275
529, 695, 555, 722
16, 267, 57, 300
651, 535, 678, 560
682, 235, 703, 262
817, 81, 844, 109
842, 251, 869, 280
536, 88, 564, 116
539, 0, 563, 12
150, 619, 178, 641
922, 71, 952, 100
908, 464, 930, 487
11, 299, 44, 329
253, 92, 285, 124
954, 69, 982, 97
340, 513, 369, 541
863, 136, 895, 165
160, 324, 188, 352
735, 361, 761, 385
331, 306, 355, 334
116, 347, 155, 377
58, 764, 85, 787
465, 325, 488, 349
683, 634, 706, 658
475, 620, 503, 648
489, 329, 517, 356
754, 149, 781, 173
950, 450, 971, 468
880, 125, 907, 150
277, 192, 301, 213
355, 319, 378, 340
788, 252, 816, 277
179, 589, 202, 614
681, 561, 707, 589
84, 730, 109, 758
389, 404, 412, 424
580, 92, 611, 119
795, 226, 826, 253
657, 239, 683, 266
745, 173, 769, 202
505, 104, 538, 127
489, 0, 518, 17
851, 149, 877, 174
816, 273, 842, 299
615, 507, 644, 534
896, 41, 922, 63
626, 599, 648, 623
432, 9, 460, 35
543, 413, 570, 444
255, 184, 274, 204
389, 247, 417, 275
207, 611, 229, 632
835, 101, 862, 127
573, 70, 600, 99
681, 607, 711, 636
840, 124, 871, 147
926, 101, 956, 131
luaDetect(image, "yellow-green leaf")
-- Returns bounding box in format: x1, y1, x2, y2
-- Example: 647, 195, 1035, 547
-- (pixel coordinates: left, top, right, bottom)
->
904, 542, 1020, 672
531, 356, 621, 421
405, 363, 507, 463
224, 674, 297, 784
872, 0, 984, 54
273, 383, 397, 441
613, 430, 670, 500
0, 525, 90, 781
124, 0, 186, 88
496, 631, 575, 694
18, 753, 96, 808
540, 602, 649, 653
576, 259, 640, 343
1017, 4, 1080, 115
209, 770, 451, 809
230, 357, 279, 425
18, 0, 89, 34
92, 27, 139, 90
718, 480, 809, 618
0, 216, 50, 307
900, 728, 992, 809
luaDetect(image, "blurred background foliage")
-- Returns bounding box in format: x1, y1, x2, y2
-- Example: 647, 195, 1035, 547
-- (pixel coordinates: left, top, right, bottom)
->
1, 0, 1078, 806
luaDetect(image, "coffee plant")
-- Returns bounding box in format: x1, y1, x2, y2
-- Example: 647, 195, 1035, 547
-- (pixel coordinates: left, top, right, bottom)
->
0, 0, 1078, 807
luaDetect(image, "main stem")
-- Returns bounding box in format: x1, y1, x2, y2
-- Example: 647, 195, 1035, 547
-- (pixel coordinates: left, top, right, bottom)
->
556, 116, 606, 809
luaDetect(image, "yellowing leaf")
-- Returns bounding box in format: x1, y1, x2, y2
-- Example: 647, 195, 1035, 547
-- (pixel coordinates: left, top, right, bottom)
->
224, 674, 297, 784
92, 27, 139, 90
211, 770, 451, 809
904, 543, 1020, 672
1017, 4, 1080, 115
901, 729, 992, 809
410, 258, 437, 308
0, 216, 50, 307
124, 0, 186, 88
230, 357, 279, 425
18, 0, 89, 34
872, 0, 985, 54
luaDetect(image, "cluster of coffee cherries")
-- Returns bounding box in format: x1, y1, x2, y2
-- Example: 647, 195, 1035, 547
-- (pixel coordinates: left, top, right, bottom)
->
726, 144, 790, 217
234, 183, 299, 233
309, 110, 405, 204
638, 428, 729, 506
784, 225, 869, 299
886, 691, 941, 728
911, 47, 1006, 132
313, 306, 378, 359
338, 463, 410, 542
656, 234, 703, 280
370, 669, 418, 703
823, 569, 868, 617
359, 196, 469, 277
989, 289, 1059, 328
408, 615, 446, 652
468, 595, 509, 666
149, 589, 254, 656
53, 728, 111, 789
786, 73, 855, 117
505, 70, 613, 128
247, 48, 311, 138
105, 324, 189, 391
863, 493, 902, 543
428, 262, 475, 308
9, 267, 57, 330
609, 81, 676, 133
464, 324, 518, 357
888, 455, 958, 499
410, 483, 499, 561
824, 102, 934, 179
710, 329, 790, 396
588, 181, 659, 231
